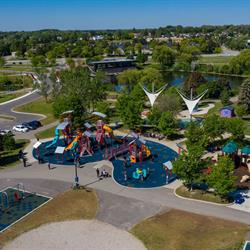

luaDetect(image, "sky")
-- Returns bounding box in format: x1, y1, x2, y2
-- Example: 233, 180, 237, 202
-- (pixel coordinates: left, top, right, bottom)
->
0, 0, 249, 31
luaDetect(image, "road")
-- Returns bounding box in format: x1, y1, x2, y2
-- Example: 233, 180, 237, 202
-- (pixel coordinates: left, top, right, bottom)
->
0, 75, 53, 130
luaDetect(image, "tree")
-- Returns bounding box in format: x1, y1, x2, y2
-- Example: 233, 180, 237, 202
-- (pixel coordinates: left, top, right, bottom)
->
136, 53, 148, 64
235, 104, 248, 117
2, 134, 16, 151
203, 114, 225, 143
238, 78, 250, 113
117, 69, 141, 92
38, 74, 50, 103
183, 72, 207, 94
0, 57, 5, 67
208, 156, 236, 198
139, 67, 164, 90
229, 49, 250, 75
116, 95, 143, 129
156, 91, 182, 115
157, 112, 177, 137
224, 118, 245, 141
53, 68, 105, 126
31, 55, 46, 67
152, 45, 176, 68
185, 122, 208, 149
220, 89, 230, 106
66, 58, 75, 69
173, 144, 205, 190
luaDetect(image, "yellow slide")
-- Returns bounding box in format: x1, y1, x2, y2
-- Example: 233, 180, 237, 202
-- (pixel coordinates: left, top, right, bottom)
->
103, 124, 113, 134
65, 136, 78, 151
103, 124, 121, 143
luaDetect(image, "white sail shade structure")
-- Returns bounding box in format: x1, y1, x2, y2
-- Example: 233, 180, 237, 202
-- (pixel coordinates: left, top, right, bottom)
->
176, 88, 208, 117
140, 83, 168, 107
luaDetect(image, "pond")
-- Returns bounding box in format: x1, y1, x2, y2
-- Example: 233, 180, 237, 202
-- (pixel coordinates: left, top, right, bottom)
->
113, 71, 245, 92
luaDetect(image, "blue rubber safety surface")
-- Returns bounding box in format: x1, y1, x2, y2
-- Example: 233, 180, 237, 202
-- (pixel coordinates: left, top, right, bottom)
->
0, 188, 50, 232
33, 138, 178, 188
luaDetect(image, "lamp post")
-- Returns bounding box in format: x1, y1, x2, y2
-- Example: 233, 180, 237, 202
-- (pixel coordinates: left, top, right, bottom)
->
74, 156, 79, 188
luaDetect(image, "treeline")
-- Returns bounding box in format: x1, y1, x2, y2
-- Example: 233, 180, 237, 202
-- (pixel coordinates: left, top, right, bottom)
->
0, 25, 249, 57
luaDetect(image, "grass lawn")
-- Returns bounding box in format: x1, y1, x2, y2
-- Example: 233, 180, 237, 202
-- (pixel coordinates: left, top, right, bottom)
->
0, 90, 29, 104
0, 139, 30, 169
198, 56, 234, 64
206, 101, 223, 116
14, 98, 56, 125
131, 209, 250, 250
176, 185, 230, 204
35, 126, 56, 139
0, 189, 98, 249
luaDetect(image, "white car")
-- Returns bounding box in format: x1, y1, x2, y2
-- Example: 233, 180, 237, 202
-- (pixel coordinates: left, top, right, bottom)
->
13, 125, 29, 133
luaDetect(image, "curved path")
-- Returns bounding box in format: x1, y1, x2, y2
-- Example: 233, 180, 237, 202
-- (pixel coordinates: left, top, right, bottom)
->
0, 162, 250, 226
0, 75, 53, 130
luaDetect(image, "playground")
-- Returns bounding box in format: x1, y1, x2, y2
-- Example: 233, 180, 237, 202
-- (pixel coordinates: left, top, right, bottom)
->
0, 186, 51, 232
32, 113, 178, 189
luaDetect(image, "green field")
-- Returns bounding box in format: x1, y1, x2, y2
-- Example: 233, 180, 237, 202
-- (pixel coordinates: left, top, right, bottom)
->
198, 56, 234, 64
131, 209, 249, 250
35, 126, 56, 139
176, 185, 230, 204
0, 90, 29, 104
14, 98, 56, 125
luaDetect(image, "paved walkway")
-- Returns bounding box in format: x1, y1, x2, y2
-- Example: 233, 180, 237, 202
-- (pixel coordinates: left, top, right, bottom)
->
1, 162, 250, 225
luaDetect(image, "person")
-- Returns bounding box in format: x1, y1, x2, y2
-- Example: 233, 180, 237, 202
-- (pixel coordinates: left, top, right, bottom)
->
101, 169, 109, 178
96, 168, 100, 178
124, 171, 127, 181
18, 150, 24, 160
22, 157, 27, 167
48, 162, 51, 170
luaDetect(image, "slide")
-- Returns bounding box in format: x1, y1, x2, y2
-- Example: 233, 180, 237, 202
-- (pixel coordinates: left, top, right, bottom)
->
65, 136, 78, 151
103, 124, 121, 143
46, 129, 60, 149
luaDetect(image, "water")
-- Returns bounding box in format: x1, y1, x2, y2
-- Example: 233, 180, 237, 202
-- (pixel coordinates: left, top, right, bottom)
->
114, 71, 245, 92
162, 71, 244, 88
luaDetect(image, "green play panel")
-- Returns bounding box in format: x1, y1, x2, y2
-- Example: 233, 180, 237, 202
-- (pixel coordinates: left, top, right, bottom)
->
0, 188, 51, 232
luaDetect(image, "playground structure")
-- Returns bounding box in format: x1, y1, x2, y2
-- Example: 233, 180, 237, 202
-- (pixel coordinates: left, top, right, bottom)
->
132, 168, 148, 180
0, 185, 51, 232
96, 120, 121, 146
46, 122, 71, 150
65, 130, 93, 157
32, 110, 178, 188
0, 183, 25, 212
128, 132, 151, 163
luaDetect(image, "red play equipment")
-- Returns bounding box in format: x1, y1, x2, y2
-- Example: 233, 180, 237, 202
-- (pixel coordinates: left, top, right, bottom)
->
128, 140, 151, 163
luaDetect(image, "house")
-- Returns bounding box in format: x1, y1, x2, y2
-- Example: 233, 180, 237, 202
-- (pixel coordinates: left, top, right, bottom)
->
220, 106, 235, 118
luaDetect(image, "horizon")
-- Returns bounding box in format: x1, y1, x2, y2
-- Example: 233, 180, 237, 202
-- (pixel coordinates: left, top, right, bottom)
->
0, 0, 250, 31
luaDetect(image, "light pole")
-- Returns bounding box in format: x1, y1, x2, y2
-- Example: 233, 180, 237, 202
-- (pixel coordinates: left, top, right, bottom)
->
74, 156, 79, 188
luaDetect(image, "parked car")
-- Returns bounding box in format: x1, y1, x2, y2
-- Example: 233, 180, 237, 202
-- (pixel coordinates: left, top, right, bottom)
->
30, 120, 42, 128
22, 122, 36, 130
235, 194, 245, 204
13, 125, 29, 133
0, 129, 13, 136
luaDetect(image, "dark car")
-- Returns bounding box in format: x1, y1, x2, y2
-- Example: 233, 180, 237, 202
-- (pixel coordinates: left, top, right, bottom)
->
235, 194, 245, 204
31, 120, 42, 128
22, 122, 36, 130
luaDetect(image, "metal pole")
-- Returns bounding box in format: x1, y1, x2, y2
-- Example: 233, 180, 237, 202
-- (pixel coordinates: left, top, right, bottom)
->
74, 157, 79, 188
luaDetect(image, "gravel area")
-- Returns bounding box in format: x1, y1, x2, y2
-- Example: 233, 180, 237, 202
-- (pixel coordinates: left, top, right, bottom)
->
3, 220, 146, 250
